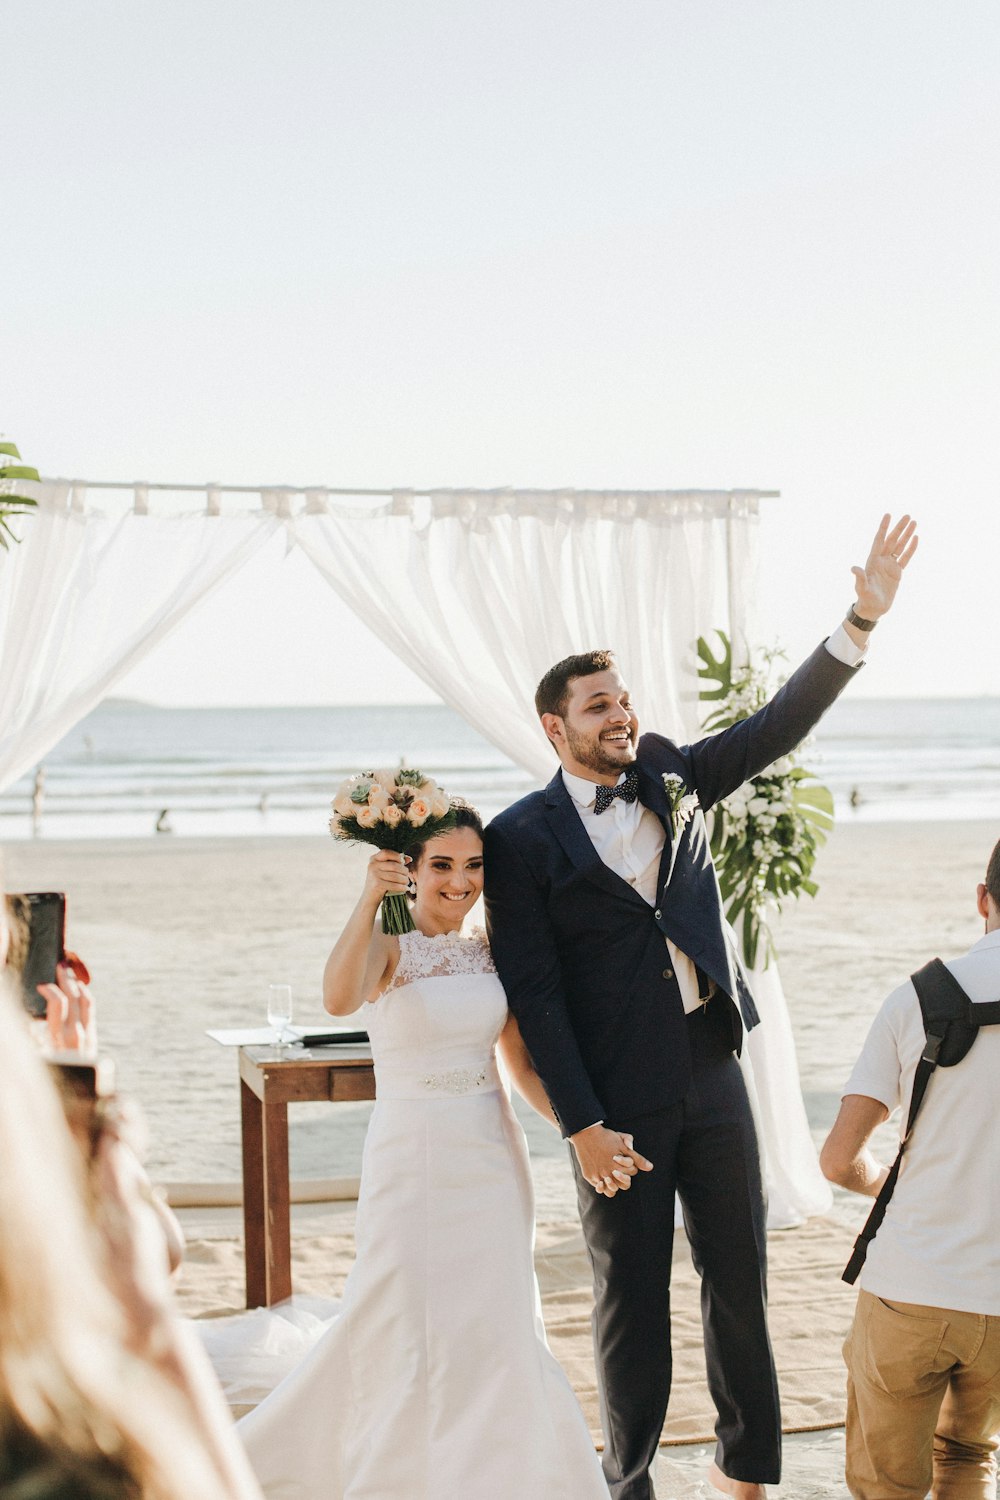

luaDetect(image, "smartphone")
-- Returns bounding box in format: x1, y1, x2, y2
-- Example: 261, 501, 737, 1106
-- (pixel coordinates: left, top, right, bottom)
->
5, 891, 66, 1017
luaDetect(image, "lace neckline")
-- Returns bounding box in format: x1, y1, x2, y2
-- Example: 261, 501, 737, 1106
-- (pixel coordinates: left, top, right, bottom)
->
404, 925, 484, 945
383, 925, 495, 991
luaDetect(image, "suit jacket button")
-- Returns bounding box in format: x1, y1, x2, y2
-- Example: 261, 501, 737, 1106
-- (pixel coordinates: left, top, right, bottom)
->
654, 909, 662, 920
662, 967, 674, 980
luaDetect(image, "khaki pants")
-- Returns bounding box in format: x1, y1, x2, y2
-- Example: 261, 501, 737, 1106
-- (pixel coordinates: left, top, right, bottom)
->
844, 1289, 1000, 1499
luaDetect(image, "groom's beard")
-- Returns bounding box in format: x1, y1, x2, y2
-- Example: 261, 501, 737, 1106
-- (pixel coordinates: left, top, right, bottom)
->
564, 723, 637, 778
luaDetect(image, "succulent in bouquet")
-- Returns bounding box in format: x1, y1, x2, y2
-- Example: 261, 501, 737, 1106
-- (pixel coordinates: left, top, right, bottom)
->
329, 768, 456, 935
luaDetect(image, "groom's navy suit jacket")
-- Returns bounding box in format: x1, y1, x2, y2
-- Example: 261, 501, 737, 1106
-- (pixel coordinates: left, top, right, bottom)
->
484, 640, 859, 1138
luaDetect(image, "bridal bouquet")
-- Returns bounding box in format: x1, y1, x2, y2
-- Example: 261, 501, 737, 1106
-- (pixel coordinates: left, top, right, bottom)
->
329, 768, 456, 935
698, 630, 834, 969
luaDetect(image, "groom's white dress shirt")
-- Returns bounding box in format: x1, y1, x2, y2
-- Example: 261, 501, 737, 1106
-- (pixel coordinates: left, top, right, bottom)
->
562, 625, 867, 1031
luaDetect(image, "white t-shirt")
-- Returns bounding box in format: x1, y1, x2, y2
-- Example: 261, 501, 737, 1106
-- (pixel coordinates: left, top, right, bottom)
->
844, 928, 1000, 1314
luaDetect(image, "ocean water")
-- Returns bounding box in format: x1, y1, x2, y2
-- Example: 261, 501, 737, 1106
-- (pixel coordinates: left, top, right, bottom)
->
2, 694, 999, 839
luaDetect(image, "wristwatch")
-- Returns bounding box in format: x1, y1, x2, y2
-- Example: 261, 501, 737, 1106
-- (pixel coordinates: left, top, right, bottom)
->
846, 604, 878, 632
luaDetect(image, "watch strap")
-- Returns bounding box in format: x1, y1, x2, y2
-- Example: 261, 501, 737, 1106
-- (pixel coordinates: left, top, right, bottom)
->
846, 604, 878, 632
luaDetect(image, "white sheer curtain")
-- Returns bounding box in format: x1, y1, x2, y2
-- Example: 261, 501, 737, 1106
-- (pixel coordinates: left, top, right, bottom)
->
292, 487, 831, 1225
293, 489, 752, 778
740, 966, 832, 1225
0, 481, 279, 792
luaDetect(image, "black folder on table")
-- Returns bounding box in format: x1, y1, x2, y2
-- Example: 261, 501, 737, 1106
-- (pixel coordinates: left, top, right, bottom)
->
292, 1029, 370, 1048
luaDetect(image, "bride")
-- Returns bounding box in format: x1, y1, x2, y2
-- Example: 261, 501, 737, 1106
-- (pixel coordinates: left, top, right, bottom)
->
237, 801, 614, 1498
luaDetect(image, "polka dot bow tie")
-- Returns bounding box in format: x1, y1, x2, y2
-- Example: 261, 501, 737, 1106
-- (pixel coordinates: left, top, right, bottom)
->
593, 769, 640, 815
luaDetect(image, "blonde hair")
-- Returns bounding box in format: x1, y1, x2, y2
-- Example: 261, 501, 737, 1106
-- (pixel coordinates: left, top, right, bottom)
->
0, 974, 223, 1499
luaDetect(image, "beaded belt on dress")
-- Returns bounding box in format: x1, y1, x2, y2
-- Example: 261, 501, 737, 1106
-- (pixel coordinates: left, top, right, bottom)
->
374, 1057, 502, 1099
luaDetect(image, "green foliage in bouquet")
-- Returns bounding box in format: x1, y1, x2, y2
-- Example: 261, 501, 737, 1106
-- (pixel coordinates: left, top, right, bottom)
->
330, 769, 457, 935
0, 439, 40, 550
697, 630, 834, 969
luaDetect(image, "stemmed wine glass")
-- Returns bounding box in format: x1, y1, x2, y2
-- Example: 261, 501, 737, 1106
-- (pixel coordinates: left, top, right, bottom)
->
267, 983, 294, 1052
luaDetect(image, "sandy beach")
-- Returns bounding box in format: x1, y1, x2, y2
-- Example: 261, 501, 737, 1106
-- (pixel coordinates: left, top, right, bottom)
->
6, 817, 998, 1497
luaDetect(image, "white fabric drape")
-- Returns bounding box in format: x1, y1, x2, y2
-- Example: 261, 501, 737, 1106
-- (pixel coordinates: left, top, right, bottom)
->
293, 489, 751, 779
741, 966, 832, 1226
0, 482, 279, 793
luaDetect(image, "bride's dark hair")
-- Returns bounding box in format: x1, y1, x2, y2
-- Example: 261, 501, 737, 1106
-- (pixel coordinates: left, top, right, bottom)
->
406, 799, 484, 897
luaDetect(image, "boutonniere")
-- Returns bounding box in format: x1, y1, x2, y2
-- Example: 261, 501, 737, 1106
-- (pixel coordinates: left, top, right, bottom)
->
662, 774, 699, 839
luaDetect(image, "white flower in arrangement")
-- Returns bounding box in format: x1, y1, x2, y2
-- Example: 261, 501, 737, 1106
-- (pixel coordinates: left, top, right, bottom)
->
697, 627, 834, 969
382, 803, 404, 828
331, 785, 357, 818
367, 784, 392, 814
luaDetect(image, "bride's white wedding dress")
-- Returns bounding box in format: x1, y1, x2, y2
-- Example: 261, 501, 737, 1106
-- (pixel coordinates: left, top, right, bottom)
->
236, 927, 608, 1499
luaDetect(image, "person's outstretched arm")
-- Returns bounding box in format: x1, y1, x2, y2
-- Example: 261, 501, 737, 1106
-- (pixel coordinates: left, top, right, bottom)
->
688, 512, 919, 811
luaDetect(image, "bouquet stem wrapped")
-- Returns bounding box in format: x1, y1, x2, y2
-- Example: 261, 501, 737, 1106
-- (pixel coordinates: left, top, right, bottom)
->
329, 769, 456, 936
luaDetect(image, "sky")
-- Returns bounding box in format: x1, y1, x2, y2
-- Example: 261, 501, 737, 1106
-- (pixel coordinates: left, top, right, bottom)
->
4, 0, 999, 705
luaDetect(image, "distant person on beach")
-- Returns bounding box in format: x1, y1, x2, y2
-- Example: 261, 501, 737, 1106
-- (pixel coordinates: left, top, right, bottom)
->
0, 866, 264, 1500
32, 763, 45, 834
155, 808, 173, 834
821, 839, 1000, 1500
236, 800, 609, 1498
484, 514, 918, 1500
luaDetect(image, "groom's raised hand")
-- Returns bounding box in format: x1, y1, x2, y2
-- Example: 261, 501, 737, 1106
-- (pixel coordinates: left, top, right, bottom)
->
849, 513, 918, 623
571, 1124, 653, 1198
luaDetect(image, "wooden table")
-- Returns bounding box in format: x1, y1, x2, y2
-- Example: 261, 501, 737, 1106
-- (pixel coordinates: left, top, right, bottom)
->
238, 1043, 375, 1307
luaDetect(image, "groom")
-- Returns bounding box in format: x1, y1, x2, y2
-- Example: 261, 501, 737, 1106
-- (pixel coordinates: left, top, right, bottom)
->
484, 515, 917, 1500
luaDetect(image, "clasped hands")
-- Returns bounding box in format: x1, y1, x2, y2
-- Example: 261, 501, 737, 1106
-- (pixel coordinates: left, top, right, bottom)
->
571, 1122, 654, 1197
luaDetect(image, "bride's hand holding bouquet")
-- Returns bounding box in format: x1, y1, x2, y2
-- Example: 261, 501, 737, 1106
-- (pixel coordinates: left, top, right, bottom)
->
330, 768, 455, 936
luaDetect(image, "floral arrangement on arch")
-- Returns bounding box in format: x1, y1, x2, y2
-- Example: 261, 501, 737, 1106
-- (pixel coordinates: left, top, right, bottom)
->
697, 630, 835, 970
330, 768, 455, 935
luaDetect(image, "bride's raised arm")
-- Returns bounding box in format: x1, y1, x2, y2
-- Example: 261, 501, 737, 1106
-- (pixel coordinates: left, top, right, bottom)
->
323, 850, 409, 1015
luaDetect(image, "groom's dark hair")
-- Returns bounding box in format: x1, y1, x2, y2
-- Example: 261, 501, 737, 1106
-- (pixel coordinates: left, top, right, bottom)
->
535, 650, 617, 719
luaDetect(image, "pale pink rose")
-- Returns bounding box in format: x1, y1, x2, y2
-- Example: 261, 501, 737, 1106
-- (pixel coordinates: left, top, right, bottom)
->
372, 768, 398, 792
407, 798, 431, 826
332, 790, 356, 818
382, 803, 404, 828
355, 804, 382, 829
367, 785, 391, 813
429, 790, 450, 818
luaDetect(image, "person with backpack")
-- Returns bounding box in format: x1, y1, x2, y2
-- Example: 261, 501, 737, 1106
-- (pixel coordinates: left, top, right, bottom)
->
821, 838, 1000, 1500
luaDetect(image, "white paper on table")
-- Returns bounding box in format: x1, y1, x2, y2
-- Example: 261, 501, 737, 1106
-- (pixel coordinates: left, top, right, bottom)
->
205, 1024, 368, 1047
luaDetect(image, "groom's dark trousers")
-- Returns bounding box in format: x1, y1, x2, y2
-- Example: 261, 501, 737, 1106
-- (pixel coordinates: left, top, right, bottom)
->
485, 640, 860, 1500
572, 1000, 778, 1497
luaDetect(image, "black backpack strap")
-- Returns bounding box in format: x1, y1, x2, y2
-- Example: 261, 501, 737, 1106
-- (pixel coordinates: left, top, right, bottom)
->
842, 960, 961, 1286
842, 1045, 942, 1284
913, 958, 990, 1066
